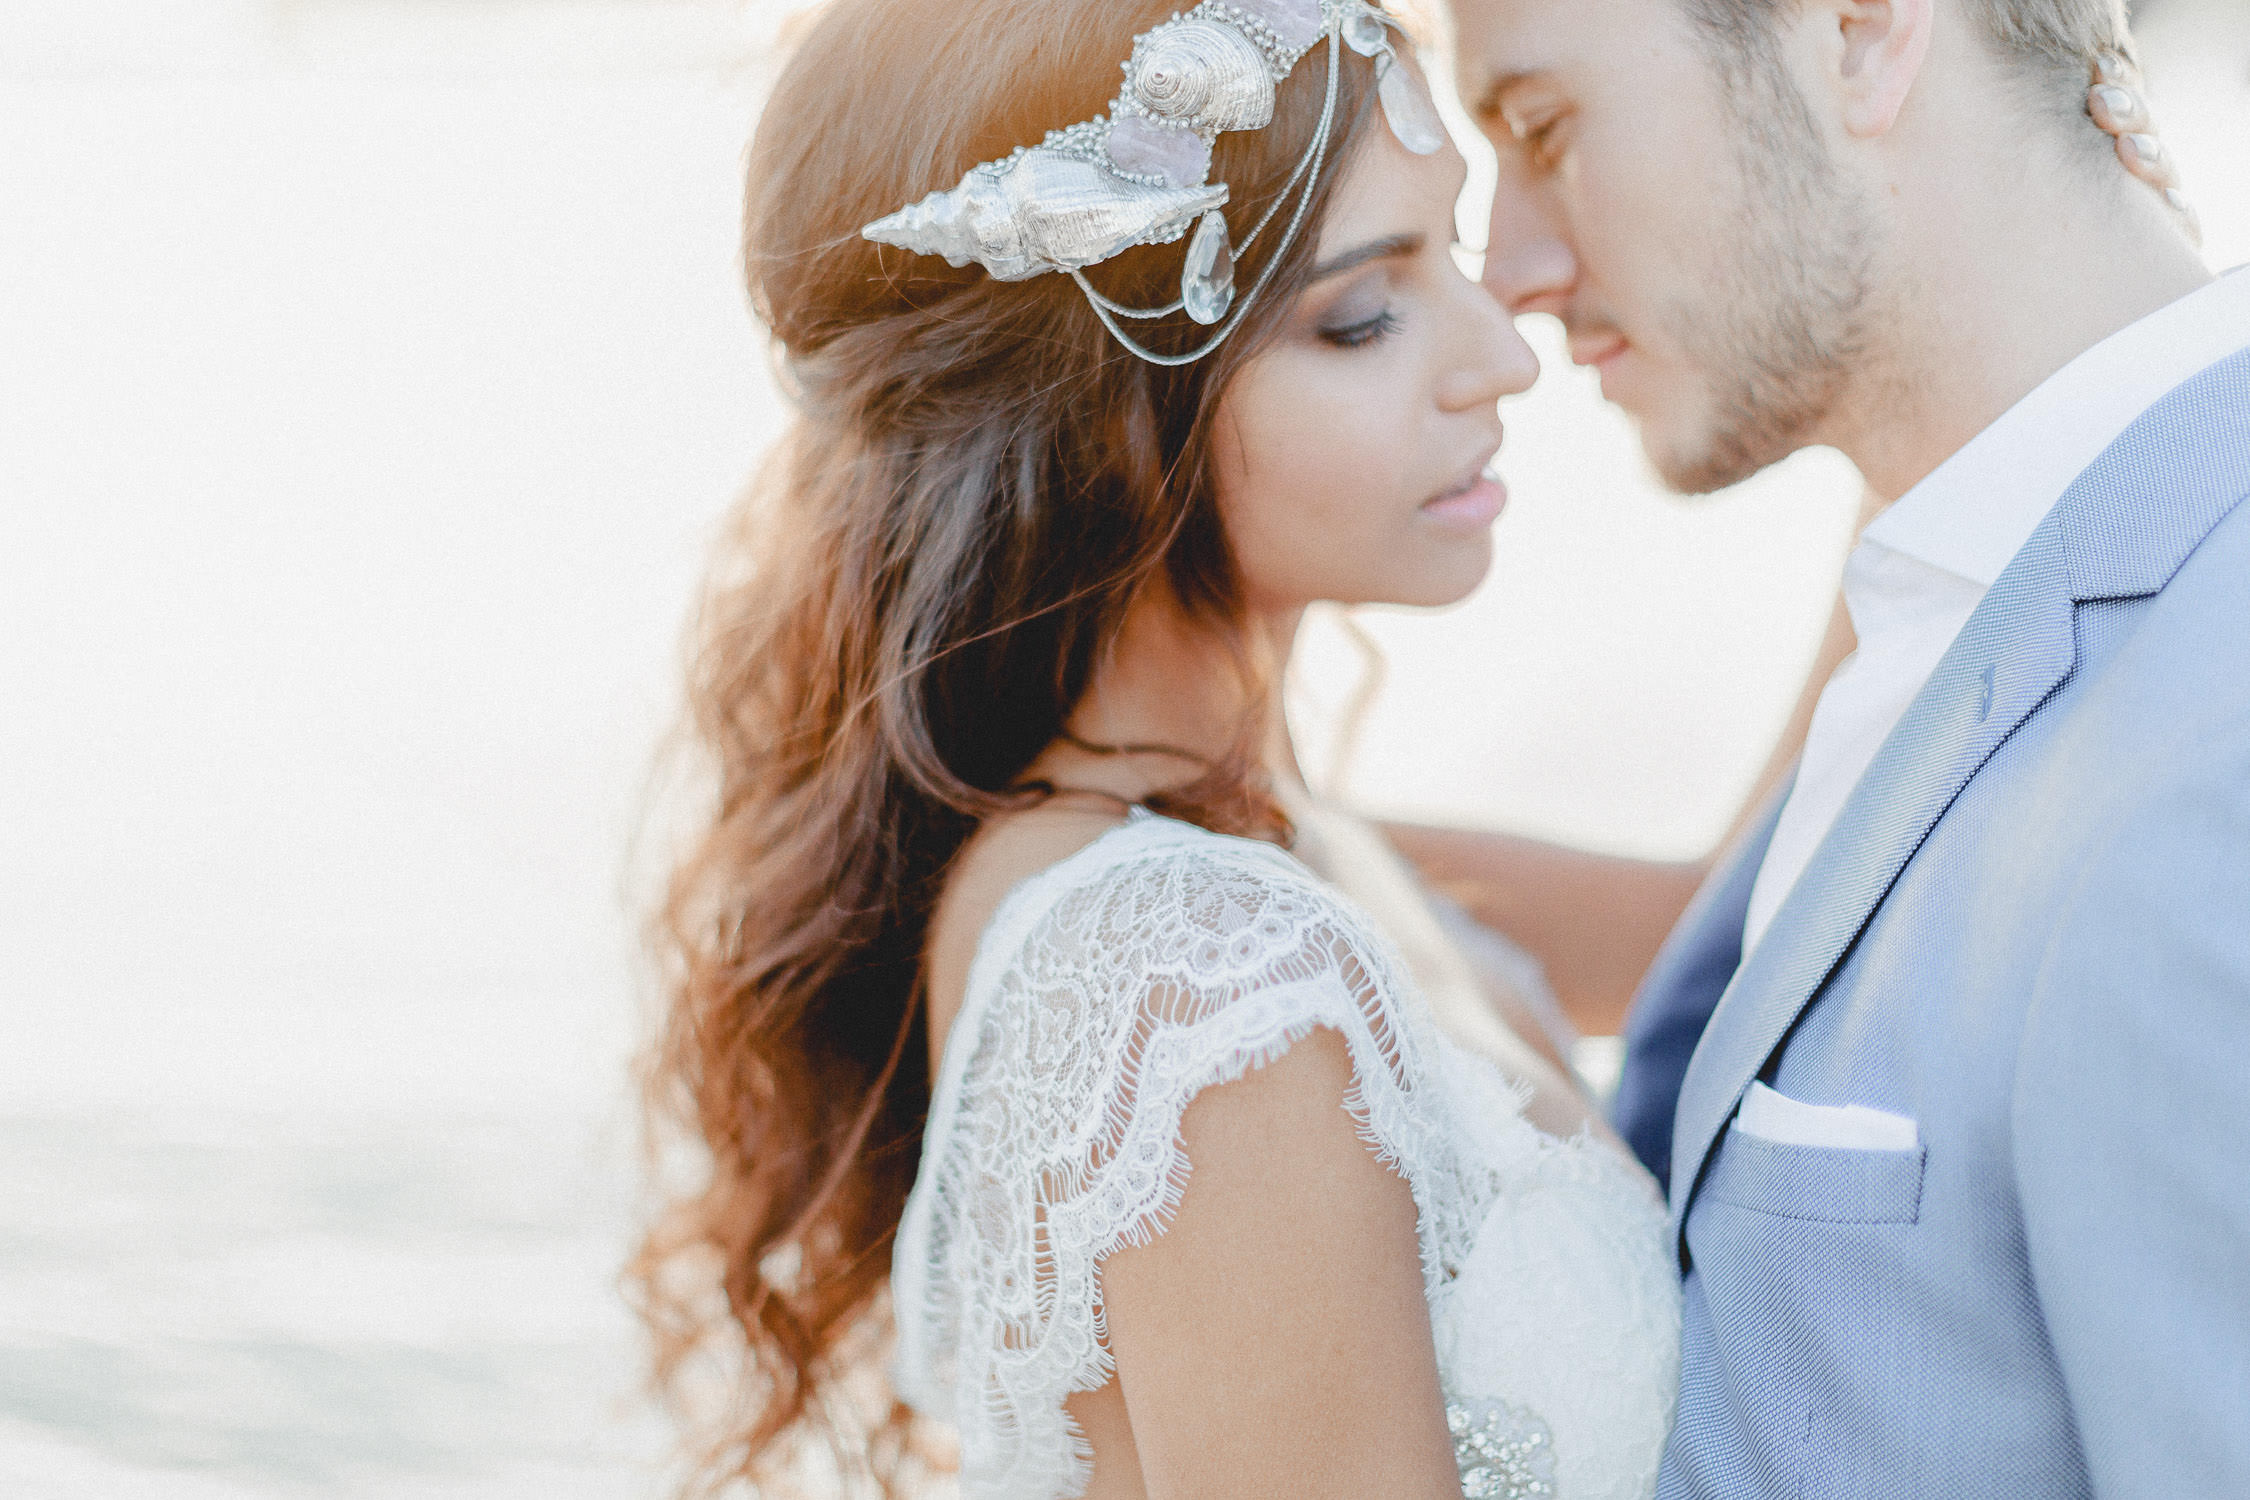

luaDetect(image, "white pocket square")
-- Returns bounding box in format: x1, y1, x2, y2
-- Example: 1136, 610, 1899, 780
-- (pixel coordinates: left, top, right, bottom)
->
1734, 1082, 1919, 1152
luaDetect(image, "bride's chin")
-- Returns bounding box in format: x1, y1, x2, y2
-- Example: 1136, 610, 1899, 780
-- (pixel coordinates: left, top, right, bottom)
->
1287, 538, 1497, 614
1389, 536, 1496, 609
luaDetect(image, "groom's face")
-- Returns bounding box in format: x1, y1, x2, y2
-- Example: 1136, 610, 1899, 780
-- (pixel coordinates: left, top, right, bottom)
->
1450, 0, 1874, 493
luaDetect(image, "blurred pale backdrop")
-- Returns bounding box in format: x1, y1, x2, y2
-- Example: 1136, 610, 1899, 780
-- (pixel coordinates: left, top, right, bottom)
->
2, 1, 2243, 1493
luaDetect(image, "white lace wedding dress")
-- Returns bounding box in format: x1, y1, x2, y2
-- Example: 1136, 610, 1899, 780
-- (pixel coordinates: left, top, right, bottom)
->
892, 809, 1680, 1499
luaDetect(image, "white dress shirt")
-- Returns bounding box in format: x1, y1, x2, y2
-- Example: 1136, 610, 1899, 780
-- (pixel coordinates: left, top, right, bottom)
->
1744, 266, 2250, 954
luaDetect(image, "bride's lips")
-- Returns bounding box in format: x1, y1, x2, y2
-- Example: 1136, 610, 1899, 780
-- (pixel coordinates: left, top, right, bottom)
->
1421, 453, 1508, 528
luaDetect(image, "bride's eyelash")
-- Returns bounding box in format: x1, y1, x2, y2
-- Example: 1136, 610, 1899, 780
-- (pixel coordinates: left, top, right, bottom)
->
1321, 309, 1401, 349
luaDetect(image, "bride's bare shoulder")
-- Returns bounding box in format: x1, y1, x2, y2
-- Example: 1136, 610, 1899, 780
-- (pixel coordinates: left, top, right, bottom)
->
924, 805, 1134, 1053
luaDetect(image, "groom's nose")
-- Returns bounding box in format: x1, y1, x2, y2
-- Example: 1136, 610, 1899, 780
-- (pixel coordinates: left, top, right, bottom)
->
1481, 180, 1576, 318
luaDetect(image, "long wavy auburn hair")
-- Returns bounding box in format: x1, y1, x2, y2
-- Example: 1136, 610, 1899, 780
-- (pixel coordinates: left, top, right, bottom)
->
632, 1, 1385, 1490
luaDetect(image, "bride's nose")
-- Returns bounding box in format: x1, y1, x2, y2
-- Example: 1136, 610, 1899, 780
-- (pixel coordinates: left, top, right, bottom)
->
1438, 276, 1539, 411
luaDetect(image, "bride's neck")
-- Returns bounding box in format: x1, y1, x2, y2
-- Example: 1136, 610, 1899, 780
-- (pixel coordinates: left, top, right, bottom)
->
1042, 586, 1305, 803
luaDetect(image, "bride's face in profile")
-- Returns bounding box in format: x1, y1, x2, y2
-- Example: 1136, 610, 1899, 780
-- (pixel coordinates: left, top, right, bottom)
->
1214, 112, 1538, 616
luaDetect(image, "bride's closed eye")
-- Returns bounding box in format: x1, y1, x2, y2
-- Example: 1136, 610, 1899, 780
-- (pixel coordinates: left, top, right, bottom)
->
1313, 262, 1415, 351
1321, 307, 1403, 349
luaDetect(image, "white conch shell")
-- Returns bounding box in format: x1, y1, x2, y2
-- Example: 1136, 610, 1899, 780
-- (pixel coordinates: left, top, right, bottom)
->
1130, 18, 1276, 134
864, 147, 1229, 282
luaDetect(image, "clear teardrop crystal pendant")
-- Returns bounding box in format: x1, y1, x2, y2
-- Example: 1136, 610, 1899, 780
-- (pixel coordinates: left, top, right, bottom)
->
1180, 208, 1235, 325
1343, 9, 1389, 57
1377, 56, 1447, 155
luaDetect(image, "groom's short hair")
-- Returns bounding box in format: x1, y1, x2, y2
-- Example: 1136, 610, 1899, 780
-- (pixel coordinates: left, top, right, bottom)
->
1687, 0, 2132, 120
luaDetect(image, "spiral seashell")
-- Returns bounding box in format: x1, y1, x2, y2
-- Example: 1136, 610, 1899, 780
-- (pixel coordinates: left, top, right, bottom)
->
863, 147, 1228, 282
1130, 18, 1275, 134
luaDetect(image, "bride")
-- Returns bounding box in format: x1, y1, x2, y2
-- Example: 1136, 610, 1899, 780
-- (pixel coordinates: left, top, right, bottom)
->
636, 0, 1680, 1494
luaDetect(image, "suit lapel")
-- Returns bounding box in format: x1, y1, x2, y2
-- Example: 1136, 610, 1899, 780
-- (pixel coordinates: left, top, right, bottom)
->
1668, 343, 2250, 1238
1667, 529, 2077, 1224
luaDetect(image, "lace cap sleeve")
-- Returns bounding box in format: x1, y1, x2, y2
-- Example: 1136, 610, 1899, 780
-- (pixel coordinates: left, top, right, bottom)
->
892, 817, 1481, 1499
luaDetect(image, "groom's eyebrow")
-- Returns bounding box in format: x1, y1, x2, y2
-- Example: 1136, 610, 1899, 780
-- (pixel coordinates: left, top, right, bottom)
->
1312, 232, 1422, 281
1471, 68, 1546, 123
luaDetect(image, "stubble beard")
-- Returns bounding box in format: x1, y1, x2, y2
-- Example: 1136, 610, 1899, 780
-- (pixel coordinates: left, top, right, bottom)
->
1653, 57, 1881, 496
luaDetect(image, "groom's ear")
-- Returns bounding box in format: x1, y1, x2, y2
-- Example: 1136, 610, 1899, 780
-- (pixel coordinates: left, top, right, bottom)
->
1823, 0, 1935, 140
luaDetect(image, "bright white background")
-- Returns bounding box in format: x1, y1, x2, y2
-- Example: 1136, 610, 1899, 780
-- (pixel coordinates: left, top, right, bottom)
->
2, 1, 2244, 1493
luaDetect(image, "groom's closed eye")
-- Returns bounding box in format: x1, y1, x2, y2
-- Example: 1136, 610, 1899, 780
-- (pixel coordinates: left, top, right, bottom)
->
1498, 101, 1570, 171
1472, 72, 1571, 170
1509, 120, 1568, 173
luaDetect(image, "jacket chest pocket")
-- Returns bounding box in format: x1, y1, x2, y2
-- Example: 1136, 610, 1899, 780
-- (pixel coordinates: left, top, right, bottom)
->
1704, 1131, 1926, 1225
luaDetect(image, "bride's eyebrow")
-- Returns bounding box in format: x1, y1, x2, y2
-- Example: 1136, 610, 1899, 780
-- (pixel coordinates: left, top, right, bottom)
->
1311, 232, 1423, 282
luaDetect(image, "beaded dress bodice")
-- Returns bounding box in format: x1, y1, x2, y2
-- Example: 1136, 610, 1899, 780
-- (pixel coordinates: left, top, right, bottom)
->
891, 812, 1679, 1498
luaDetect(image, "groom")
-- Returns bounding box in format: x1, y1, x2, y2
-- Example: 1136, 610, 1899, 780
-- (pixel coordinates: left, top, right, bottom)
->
1435, 0, 2250, 1492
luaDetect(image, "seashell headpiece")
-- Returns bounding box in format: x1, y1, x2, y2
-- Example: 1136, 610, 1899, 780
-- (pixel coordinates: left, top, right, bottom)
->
860, 0, 1445, 366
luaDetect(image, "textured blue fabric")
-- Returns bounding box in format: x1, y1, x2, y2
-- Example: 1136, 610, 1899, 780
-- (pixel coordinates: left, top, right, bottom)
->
1658, 346, 2250, 1498
1611, 790, 1783, 1184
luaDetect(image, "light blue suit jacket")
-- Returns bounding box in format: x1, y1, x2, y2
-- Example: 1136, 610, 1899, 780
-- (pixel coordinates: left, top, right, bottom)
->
1646, 347, 2250, 1497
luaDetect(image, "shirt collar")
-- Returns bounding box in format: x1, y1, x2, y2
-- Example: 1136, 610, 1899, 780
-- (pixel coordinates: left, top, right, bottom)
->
1864, 264, 2250, 589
